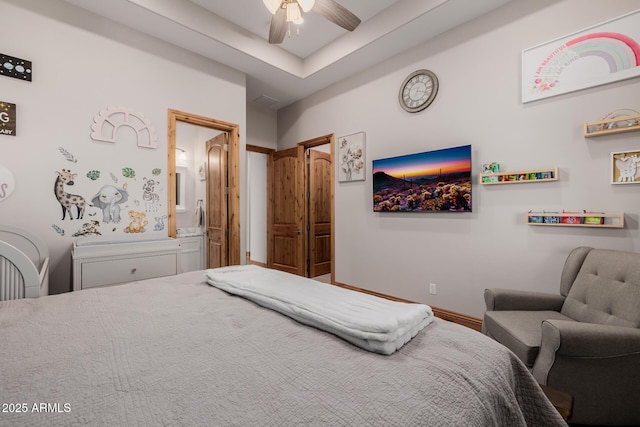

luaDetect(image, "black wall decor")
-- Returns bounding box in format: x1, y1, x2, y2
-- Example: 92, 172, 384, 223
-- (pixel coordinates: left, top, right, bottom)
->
0, 102, 16, 136
1, 53, 32, 82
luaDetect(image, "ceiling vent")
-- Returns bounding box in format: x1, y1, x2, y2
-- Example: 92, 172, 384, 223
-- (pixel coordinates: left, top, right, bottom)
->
252, 94, 280, 108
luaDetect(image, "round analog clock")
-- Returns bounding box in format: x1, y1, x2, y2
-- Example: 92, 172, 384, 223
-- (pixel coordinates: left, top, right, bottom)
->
398, 69, 439, 113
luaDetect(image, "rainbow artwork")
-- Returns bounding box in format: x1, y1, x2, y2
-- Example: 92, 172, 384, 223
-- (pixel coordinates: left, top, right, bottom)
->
522, 11, 640, 102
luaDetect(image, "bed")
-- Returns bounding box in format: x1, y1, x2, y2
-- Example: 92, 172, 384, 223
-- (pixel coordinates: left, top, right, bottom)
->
0, 225, 49, 301
0, 268, 566, 426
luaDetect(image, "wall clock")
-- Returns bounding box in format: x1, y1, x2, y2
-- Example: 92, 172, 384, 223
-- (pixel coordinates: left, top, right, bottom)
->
398, 69, 439, 113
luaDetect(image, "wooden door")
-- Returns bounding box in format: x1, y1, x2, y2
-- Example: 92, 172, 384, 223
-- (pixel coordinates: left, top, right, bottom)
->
308, 149, 332, 277
206, 133, 228, 268
267, 146, 305, 276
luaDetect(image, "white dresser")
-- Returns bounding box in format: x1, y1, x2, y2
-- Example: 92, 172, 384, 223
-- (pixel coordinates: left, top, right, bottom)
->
72, 236, 181, 291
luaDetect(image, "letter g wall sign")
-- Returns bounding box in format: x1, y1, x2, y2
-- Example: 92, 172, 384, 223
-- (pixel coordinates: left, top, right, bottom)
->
0, 101, 16, 136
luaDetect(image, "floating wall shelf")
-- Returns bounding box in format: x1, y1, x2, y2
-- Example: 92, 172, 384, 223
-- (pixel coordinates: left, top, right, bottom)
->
584, 113, 640, 137
480, 167, 558, 185
527, 211, 624, 229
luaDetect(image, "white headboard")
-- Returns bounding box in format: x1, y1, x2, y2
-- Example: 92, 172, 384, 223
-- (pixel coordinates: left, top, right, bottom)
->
0, 225, 50, 300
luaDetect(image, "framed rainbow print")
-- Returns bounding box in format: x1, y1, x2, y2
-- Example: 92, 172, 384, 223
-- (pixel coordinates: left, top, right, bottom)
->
522, 9, 640, 103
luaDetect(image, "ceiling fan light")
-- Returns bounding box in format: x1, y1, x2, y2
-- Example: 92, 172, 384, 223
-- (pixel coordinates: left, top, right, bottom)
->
263, 0, 281, 15
286, 2, 302, 22
296, 0, 315, 13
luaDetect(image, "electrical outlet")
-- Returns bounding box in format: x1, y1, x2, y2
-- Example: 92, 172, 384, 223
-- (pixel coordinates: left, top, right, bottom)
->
429, 283, 437, 295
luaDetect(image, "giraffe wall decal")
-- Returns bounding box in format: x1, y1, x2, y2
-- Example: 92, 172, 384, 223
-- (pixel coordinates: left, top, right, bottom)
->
54, 169, 86, 220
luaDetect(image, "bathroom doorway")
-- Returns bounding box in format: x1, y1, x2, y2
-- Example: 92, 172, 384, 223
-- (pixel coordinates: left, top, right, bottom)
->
167, 109, 240, 267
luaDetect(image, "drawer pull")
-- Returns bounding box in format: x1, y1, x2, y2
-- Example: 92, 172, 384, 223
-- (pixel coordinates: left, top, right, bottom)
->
131, 268, 137, 274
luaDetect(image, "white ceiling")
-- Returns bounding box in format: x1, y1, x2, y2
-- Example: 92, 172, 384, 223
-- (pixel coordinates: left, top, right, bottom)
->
61, 0, 513, 110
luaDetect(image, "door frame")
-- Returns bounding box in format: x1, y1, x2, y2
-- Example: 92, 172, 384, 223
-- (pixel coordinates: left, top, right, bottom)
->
167, 109, 241, 265
299, 134, 335, 283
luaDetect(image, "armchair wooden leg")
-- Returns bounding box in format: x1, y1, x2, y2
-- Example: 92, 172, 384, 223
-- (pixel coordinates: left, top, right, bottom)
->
540, 384, 573, 421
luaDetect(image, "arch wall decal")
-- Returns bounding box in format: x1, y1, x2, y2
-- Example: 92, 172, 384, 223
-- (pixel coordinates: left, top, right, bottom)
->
90, 107, 158, 148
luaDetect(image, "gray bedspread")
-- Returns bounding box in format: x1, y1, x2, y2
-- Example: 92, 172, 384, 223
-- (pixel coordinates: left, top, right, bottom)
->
0, 270, 566, 426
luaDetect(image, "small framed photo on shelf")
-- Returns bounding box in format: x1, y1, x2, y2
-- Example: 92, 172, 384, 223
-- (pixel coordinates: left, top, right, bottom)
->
611, 150, 640, 184
482, 162, 500, 174
481, 162, 500, 183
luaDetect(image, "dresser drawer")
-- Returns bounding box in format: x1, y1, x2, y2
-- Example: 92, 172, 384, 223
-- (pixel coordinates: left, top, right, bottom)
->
80, 254, 178, 289
72, 238, 181, 291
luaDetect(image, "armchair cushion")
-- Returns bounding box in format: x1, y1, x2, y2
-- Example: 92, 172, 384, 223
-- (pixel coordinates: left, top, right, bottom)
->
561, 249, 640, 327
483, 310, 572, 367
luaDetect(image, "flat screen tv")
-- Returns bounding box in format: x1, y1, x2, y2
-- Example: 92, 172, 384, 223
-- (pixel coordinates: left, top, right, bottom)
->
372, 145, 472, 212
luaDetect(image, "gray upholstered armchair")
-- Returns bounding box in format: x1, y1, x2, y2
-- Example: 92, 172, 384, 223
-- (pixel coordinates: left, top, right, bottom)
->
483, 247, 640, 426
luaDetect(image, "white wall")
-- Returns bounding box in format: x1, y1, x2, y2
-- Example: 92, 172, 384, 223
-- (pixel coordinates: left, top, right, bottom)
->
1, 0, 246, 294
247, 151, 268, 263
175, 122, 197, 228
245, 104, 277, 264
278, 0, 640, 317
247, 104, 278, 151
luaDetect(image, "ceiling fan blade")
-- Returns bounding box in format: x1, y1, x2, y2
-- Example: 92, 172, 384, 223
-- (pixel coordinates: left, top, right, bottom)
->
269, 7, 287, 44
312, 0, 361, 32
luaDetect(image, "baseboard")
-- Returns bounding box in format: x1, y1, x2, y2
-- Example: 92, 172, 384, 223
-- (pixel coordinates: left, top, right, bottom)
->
429, 307, 483, 332
333, 281, 483, 332
248, 259, 267, 268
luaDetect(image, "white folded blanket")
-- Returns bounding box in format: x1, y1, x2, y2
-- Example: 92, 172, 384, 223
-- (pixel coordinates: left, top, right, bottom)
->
205, 265, 433, 355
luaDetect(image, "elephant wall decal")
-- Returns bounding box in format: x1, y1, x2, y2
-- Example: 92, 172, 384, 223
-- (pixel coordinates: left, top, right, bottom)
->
91, 184, 129, 223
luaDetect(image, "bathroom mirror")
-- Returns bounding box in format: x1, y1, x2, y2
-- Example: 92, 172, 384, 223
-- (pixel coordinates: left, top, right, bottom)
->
175, 166, 187, 212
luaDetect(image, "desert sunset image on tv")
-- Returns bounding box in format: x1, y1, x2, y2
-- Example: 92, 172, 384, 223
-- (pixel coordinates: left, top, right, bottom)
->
373, 145, 472, 212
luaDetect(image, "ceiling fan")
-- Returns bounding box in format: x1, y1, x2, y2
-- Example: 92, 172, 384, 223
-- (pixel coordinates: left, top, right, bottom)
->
263, 0, 361, 44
